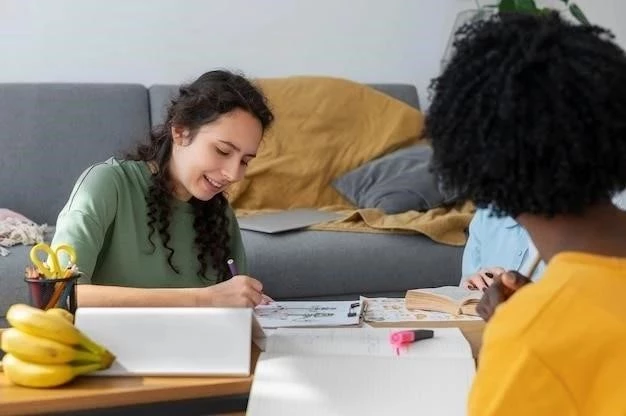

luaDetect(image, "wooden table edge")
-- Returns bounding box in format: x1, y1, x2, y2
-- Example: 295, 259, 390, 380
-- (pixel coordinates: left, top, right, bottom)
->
0, 327, 258, 416
1, 377, 253, 416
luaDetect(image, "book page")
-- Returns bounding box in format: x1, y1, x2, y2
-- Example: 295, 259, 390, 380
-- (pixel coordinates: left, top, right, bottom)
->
247, 354, 475, 416
362, 297, 482, 323
254, 301, 362, 328
415, 286, 482, 303
265, 327, 473, 359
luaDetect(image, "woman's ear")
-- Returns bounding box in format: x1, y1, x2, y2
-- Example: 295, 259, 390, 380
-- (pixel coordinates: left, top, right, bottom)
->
171, 125, 191, 146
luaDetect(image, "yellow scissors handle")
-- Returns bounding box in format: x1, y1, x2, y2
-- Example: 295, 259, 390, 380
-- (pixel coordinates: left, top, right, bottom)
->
29, 243, 60, 278
29, 243, 77, 279
53, 244, 77, 267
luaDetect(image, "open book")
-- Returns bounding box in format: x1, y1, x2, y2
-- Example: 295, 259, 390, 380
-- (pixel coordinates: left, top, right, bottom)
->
247, 327, 475, 416
405, 286, 483, 316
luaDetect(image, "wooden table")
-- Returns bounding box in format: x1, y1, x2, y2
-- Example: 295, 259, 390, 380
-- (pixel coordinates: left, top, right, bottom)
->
0, 331, 258, 416
0, 321, 484, 415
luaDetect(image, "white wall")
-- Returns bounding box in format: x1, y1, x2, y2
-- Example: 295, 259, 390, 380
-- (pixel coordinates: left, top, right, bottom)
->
0, 0, 624, 107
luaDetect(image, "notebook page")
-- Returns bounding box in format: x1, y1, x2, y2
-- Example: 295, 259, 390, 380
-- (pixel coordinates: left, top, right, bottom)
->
265, 327, 472, 359
247, 354, 475, 416
254, 301, 362, 328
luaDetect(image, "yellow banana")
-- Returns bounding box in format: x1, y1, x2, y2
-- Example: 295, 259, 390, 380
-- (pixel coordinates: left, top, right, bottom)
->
6, 304, 109, 357
46, 308, 74, 323
1, 328, 103, 365
2, 353, 102, 388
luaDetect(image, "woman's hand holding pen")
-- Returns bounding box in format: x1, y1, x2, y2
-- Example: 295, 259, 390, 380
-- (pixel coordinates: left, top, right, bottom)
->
196, 275, 267, 308
222, 258, 272, 306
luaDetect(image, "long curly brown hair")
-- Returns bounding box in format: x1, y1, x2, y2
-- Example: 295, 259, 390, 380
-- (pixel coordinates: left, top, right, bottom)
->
128, 70, 274, 282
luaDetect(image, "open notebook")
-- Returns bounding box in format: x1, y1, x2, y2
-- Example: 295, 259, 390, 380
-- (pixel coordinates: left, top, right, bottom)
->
247, 327, 475, 416
254, 300, 363, 328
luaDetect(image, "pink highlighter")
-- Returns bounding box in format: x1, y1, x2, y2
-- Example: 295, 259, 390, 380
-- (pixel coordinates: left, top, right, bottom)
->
389, 329, 434, 355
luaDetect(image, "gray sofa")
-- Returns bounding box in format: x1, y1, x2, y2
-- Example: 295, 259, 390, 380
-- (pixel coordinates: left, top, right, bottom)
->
0, 82, 464, 326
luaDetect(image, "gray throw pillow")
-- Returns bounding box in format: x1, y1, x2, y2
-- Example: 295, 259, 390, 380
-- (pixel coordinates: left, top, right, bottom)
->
333, 145, 457, 214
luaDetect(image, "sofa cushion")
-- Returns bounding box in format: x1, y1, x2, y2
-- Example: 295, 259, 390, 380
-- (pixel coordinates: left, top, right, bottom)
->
226, 76, 424, 210
0, 84, 151, 225
332, 145, 457, 214
0, 226, 55, 326
150, 80, 424, 212
242, 229, 463, 300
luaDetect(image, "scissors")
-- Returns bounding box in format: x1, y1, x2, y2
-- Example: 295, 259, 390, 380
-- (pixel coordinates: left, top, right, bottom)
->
29, 243, 77, 279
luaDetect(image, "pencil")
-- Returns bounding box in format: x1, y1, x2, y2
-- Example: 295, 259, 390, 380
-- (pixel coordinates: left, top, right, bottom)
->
45, 282, 66, 310
525, 253, 542, 278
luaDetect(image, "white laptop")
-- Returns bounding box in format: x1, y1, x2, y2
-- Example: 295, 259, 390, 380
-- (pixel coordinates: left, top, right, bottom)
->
237, 209, 343, 234
75, 307, 264, 376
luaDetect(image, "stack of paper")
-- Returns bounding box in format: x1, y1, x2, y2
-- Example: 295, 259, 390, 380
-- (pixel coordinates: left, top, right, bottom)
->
247, 327, 475, 416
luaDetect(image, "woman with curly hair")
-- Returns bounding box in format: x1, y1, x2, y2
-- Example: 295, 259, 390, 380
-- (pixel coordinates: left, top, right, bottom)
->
50, 70, 274, 308
427, 12, 626, 415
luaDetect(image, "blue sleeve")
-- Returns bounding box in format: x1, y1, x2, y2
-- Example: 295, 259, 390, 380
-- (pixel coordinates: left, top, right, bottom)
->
460, 209, 485, 283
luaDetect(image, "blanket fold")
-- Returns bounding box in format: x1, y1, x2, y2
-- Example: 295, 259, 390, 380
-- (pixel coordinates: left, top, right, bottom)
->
236, 201, 475, 246
0, 217, 46, 256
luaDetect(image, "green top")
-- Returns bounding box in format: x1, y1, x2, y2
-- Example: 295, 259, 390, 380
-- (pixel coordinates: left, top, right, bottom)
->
51, 158, 247, 287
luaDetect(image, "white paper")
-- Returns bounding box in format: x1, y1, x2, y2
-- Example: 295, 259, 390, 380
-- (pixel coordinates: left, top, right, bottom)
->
247, 354, 475, 416
255, 301, 362, 328
248, 326, 475, 416
265, 327, 473, 359
75, 307, 253, 376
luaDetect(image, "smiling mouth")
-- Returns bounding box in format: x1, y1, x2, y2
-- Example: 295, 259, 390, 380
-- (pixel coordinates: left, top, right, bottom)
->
205, 175, 226, 190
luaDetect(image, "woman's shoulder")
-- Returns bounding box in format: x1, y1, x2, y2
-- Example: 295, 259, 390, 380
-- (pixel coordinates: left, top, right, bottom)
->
62, 158, 150, 220
74, 158, 148, 190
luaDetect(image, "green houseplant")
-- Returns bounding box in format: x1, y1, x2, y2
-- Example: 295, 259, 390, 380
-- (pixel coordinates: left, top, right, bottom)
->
441, 0, 590, 70
488, 0, 589, 25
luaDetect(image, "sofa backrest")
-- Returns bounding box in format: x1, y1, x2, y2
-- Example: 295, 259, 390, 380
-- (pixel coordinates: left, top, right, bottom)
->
148, 83, 420, 127
0, 82, 419, 225
0, 84, 151, 224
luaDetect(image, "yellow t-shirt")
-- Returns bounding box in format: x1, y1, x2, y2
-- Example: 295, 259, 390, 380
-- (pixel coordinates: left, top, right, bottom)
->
469, 252, 626, 416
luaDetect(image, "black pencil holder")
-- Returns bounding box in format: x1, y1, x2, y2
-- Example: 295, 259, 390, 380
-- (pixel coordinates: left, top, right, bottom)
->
24, 274, 80, 313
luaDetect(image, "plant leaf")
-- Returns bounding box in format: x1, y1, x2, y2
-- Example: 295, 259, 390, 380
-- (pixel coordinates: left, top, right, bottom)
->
514, 0, 539, 13
498, 0, 516, 12
569, 3, 591, 25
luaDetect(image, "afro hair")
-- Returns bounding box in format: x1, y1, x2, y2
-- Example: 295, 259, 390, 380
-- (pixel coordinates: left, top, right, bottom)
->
426, 12, 626, 218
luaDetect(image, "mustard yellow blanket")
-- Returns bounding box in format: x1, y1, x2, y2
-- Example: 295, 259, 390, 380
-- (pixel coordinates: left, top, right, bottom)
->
229, 76, 474, 245
236, 202, 475, 246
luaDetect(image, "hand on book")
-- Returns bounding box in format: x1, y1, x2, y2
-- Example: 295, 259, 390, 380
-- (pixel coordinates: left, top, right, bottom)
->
476, 271, 532, 322
463, 267, 506, 291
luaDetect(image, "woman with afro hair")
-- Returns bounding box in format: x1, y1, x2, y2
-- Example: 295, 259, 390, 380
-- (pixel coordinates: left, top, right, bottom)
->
427, 12, 626, 415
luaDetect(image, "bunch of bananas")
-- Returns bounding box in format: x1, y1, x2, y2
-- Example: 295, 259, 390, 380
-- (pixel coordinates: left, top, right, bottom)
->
1, 304, 115, 388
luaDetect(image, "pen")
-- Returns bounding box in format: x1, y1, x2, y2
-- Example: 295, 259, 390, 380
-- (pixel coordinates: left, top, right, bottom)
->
227, 258, 272, 305
389, 329, 434, 354
226, 258, 239, 277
